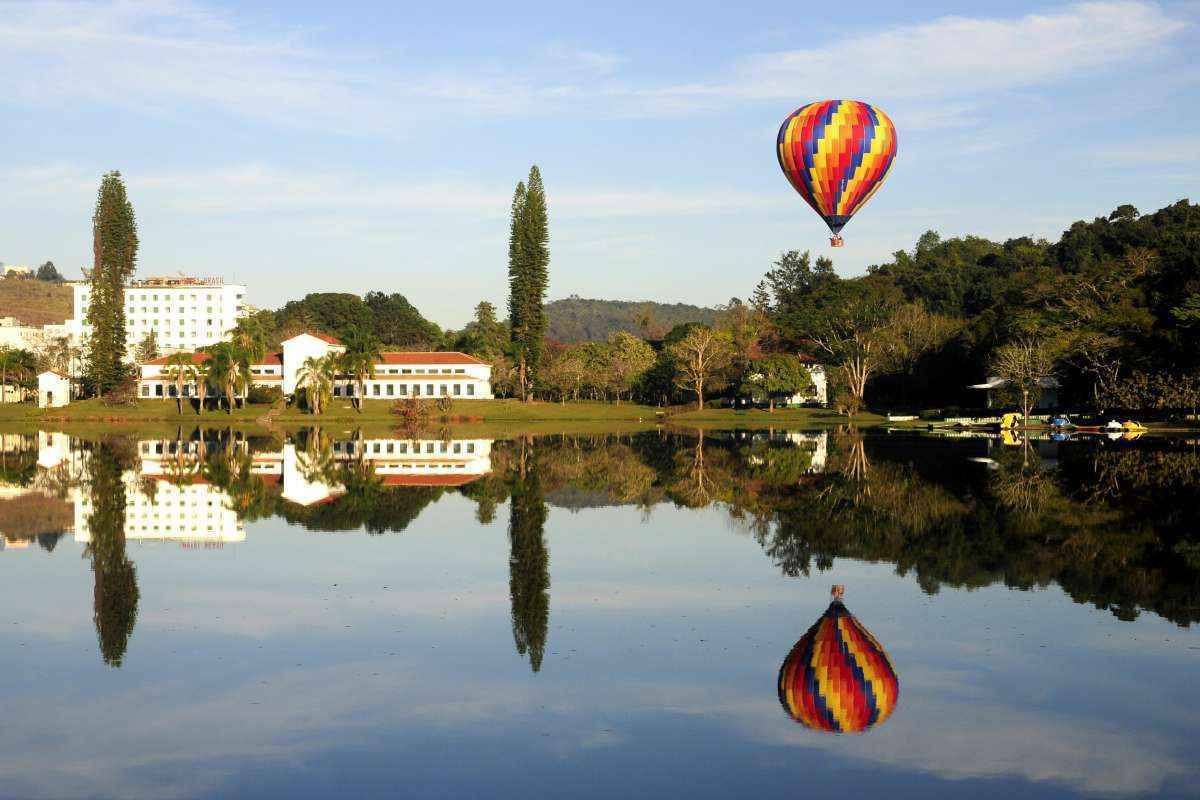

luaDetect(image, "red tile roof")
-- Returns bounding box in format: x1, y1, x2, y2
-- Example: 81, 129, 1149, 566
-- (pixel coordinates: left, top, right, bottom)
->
145, 352, 212, 366
299, 331, 343, 345
145, 351, 283, 367
380, 474, 483, 487
378, 351, 486, 365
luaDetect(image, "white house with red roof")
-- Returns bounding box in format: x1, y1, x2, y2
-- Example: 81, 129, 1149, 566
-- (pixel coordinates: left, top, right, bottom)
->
138, 332, 493, 402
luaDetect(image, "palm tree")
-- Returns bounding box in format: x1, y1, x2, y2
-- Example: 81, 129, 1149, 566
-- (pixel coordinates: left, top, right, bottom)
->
296, 355, 334, 414
231, 317, 269, 407
0, 346, 24, 403
206, 343, 244, 415
340, 326, 382, 413
193, 362, 210, 416
161, 352, 196, 415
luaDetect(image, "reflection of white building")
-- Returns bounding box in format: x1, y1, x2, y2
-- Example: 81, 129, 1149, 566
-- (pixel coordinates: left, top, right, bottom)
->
73, 473, 245, 545
785, 431, 828, 473
257, 437, 496, 506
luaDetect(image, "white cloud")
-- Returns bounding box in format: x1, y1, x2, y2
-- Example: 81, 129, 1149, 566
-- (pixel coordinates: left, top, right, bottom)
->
0, 162, 774, 221
729, 2, 1187, 102
0, 1, 1187, 132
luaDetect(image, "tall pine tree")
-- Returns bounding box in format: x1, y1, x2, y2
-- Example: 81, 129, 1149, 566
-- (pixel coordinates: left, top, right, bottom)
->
507, 166, 549, 400
86, 171, 138, 395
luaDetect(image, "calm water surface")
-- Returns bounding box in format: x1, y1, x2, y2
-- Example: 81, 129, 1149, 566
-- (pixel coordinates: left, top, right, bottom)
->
1, 427, 1198, 799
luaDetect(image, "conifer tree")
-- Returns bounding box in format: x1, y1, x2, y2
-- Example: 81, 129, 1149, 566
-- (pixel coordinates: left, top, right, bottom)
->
85, 171, 138, 395
507, 166, 550, 400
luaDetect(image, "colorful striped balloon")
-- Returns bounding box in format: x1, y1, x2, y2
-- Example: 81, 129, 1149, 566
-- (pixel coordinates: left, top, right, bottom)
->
777, 599, 899, 733
776, 99, 897, 243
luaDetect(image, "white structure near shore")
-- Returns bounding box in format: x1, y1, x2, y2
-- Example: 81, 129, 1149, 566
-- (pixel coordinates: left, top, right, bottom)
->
138, 332, 494, 401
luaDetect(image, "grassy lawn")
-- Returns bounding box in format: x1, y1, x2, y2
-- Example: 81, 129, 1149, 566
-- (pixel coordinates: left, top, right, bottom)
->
0, 397, 877, 437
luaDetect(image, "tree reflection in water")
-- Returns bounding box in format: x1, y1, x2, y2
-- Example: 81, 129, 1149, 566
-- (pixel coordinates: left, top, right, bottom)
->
84, 438, 139, 668
508, 437, 550, 673
9, 426, 1200, 669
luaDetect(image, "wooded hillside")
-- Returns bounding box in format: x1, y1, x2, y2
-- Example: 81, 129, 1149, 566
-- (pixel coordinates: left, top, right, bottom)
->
545, 296, 718, 343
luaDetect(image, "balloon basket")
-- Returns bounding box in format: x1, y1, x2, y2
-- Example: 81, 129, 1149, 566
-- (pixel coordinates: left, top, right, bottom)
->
830, 235, 844, 247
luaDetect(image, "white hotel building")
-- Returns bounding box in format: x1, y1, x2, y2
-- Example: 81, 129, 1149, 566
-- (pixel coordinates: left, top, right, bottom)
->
67, 276, 247, 356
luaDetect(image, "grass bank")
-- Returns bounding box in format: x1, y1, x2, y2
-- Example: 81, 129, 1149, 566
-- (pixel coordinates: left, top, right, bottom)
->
0, 398, 879, 437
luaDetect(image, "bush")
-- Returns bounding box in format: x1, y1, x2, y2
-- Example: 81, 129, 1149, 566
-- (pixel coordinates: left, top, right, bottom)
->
101, 376, 139, 407
247, 385, 282, 405
391, 397, 432, 433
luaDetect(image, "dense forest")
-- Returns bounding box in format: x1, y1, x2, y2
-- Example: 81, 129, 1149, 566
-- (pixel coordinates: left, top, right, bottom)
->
746, 200, 1200, 414
544, 296, 718, 343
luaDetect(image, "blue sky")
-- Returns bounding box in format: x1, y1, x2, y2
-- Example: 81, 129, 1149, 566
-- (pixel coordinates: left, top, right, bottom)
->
2, 0, 1197, 327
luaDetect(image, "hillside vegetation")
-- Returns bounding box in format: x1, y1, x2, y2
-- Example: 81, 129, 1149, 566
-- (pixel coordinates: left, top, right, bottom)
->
545, 296, 718, 342
0, 277, 72, 326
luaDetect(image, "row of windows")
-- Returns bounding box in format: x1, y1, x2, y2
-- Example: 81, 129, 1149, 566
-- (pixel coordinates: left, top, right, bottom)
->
333, 440, 477, 455
334, 383, 476, 398
377, 367, 468, 375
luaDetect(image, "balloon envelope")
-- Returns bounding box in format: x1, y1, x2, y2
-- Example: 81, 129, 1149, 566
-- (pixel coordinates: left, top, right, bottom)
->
777, 100, 897, 236
777, 600, 899, 733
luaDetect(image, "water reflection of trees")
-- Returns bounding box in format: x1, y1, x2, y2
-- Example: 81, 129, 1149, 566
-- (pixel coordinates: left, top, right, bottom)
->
508, 438, 549, 672
84, 438, 139, 667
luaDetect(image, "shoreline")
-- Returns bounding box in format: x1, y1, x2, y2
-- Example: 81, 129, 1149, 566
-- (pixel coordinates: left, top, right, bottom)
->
0, 398, 880, 437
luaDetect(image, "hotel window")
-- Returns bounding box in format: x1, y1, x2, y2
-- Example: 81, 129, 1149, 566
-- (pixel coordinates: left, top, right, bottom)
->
386, 443, 394, 454
141, 385, 150, 397
413, 384, 420, 396
454, 369, 465, 374
372, 384, 380, 396
441, 369, 451, 375
467, 384, 475, 396
333, 386, 341, 397
373, 443, 381, 454
467, 443, 475, 453
402, 369, 412, 374
398, 443, 408, 453
427, 384, 435, 395
425, 443, 435, 454
453, 384, 461, 396
155, 384, 163, 397
453, 443, 461, 454
439, 442, 448, 453
386, 384, 394, 396
398, 384, 408, 396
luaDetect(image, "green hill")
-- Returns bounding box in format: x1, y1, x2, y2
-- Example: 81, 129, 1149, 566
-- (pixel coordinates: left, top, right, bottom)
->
545, 296, 719, 343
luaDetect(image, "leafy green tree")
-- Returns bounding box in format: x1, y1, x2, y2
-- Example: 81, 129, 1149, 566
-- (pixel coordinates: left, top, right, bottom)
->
364, 291, 442, 347
133, 331, 159, 363
454, 301, 508, 358
744, 353, 814, 411
85, 171, 139, 395
0, 347, 35, 403
801, 281, 900, 415
339, 326, 382, 413
605, 332, 655, 403
36, 261, 63, 282
508, 166, 550, 400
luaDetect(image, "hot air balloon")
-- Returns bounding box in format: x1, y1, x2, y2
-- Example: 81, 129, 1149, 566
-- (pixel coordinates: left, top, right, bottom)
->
777, 585, 899, 733
777, 100, 897, 247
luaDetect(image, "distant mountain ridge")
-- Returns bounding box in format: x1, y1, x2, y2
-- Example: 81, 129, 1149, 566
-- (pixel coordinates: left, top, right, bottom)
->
545, 295, 719, 343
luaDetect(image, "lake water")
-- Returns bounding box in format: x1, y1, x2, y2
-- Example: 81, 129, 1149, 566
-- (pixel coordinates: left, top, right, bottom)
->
1, 427, 1198, 799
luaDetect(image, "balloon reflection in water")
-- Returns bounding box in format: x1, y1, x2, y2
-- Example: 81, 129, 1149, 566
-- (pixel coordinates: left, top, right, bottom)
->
777, 586, 898, 733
